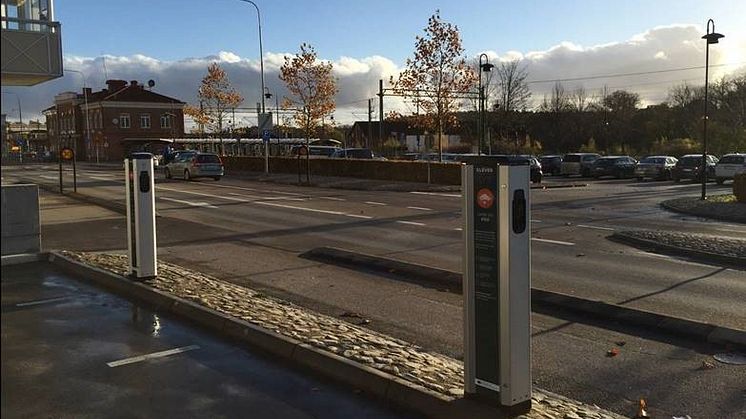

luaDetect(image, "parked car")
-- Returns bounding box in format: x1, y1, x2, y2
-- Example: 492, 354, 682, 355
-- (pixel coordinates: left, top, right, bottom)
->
591, 156, 637, 179
539, 155, 562, 176
714, 153, 746, 184
561, 153, 600, 177
330, 148, 386, 160
672, 154, 718, 182
162, 149, 197, 166
634, 156, 678, 181
164, 152, 224, 181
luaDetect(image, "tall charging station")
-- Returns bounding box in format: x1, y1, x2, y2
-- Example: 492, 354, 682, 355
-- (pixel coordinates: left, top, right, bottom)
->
462, 157, 531, 413
125, 152, 157, 279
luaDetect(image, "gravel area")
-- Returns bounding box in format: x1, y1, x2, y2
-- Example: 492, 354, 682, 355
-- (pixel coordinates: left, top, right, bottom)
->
614, 230, 746, 260
661, 196, 746, 224
64, 251, 624, 419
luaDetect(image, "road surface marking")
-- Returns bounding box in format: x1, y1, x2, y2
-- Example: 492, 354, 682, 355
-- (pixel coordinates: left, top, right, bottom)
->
39, 175, 59, 180
256, 201, 346, 216
16, 296, 72, 307
345, 214, 373, 219
319, 196, 346, 201
208, 183, 305, 196
397, 220, 426, 226
407, 206, 432, 211
410, 191, 460, 198
365, 201, 387, 206
156, 187, 250, 202
531, 219, 543, 223
106, 345, 200, 368
577, 224, 615, 231
160, 197, 218, 209
453, 227, 463, 231
228, 192, 304, 201
88, 175, 117, 181
531, 238, 575, 246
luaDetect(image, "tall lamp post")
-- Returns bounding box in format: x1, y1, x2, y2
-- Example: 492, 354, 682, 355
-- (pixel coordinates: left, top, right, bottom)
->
478, 54, 494, 156
701, 19, 724, 201
238, 0, 268, 173
2, 92, 22, 156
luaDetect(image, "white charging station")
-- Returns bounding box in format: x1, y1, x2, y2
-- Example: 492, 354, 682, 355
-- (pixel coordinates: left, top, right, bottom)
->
462, 157, 531, 413
125, 152, 157, 279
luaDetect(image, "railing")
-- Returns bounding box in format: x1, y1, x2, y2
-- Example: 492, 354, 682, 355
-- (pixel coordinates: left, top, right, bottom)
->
1, 16, 60, 33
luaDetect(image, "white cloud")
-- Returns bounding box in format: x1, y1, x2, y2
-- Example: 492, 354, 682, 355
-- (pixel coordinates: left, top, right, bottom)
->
2, 24, 744, 125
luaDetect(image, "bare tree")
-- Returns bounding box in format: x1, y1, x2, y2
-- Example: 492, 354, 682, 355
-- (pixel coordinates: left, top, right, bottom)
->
572, 86, 590, 112
540, 81, 572, 112
496, 60, 531, 112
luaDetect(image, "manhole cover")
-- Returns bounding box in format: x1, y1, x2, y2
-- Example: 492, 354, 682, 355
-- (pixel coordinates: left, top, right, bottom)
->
713, 353, 746, 365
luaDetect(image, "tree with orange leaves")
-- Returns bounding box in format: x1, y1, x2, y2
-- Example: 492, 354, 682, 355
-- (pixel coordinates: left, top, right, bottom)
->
184, 63, 243, 139
279, 43, 337, 144
392, 11, 476, 161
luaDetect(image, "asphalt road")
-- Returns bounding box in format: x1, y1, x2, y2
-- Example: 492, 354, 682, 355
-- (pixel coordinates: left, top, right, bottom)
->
1, 262, 418, 419
3, 163, 746, 417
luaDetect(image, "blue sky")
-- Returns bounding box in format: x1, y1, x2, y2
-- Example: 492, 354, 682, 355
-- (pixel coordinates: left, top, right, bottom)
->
4, 0, 745, 123
59, 0, 745, 62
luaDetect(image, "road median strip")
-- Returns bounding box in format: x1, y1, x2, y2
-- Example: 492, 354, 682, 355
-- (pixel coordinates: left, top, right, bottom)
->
300, 246, 745, 349
46, 250, 624, 419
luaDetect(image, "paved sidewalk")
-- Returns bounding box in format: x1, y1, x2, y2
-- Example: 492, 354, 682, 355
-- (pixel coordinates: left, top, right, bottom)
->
1, 261, 418, 419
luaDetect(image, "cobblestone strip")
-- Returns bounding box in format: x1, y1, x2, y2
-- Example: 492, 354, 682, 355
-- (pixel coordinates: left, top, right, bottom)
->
64, 251, 624, 419
617, 230, 746, 260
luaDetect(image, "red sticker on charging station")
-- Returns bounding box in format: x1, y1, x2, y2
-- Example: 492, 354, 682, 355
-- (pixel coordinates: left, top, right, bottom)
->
477, 188, 494, 209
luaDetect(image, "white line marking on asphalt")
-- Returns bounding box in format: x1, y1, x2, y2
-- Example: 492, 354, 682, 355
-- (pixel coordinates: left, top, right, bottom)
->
156, 187, 250, 202
319, 196, 346, 201
207, 183, 305, 196
227, 192, 304, 201
88, 175, 117, 181
106, 345, 200, 368
453, 227, 463, 231
16, 296, 72, 307
531, 219, 543, 223
397, 221, 426, 226
410, 191, 460, 198
407, 206, 432, 211
345, 214, 373, 219
160, 197, 218, 209
531, 238, 576, 246
256, 201, 346, 216
365, 201, 387, 206
577, 224, 615, 231
39, 175, 59, 180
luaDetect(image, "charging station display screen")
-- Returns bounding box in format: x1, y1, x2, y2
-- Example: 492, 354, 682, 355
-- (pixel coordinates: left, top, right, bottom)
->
472, 158, 500, 397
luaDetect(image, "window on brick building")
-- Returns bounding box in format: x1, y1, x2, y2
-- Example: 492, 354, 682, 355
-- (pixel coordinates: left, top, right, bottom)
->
140, 113, 151, 129
120, 113, 130, 129
160, 114, 171, 129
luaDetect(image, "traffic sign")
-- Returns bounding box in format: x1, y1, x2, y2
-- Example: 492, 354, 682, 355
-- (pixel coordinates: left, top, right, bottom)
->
61, 147, 74, 160
262, 129, 271, 143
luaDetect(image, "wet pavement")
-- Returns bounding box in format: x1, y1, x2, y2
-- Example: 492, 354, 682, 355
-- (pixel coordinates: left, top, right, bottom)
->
1, 262, 419, 419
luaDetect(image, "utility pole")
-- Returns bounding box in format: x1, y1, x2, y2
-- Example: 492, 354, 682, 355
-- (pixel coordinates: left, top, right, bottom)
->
378, 79, 384, 150
367, 99, 373, 149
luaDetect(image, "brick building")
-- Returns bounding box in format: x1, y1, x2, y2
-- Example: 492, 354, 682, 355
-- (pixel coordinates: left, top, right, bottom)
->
44, 79, 185, 161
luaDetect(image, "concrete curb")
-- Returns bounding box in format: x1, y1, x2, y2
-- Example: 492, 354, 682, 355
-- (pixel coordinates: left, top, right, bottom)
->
660, 198, 746, 224
45, 251, 515, 419
609, 232, 746, 270
301, 247, 746, 349
1, 252, 48, 267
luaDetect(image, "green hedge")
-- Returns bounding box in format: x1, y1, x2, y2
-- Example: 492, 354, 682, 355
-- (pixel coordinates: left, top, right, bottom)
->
222, 156, 462, 185
734, 173, 746, 202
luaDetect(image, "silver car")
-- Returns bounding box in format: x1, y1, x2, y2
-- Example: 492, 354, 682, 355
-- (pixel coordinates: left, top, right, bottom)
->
635, 156, 678, 181
715, 154, 746, 184
164, 152, 224, 181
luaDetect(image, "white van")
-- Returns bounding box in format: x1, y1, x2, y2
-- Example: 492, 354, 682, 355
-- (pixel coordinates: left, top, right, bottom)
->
715, 153, 746, 184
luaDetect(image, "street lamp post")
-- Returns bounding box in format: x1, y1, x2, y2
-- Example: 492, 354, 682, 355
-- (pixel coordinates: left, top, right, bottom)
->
701, 19, 724, 201
66, 69, 92, 163
478, 54, 494, 156
2, 92, 22, 157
